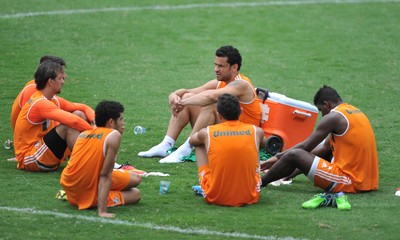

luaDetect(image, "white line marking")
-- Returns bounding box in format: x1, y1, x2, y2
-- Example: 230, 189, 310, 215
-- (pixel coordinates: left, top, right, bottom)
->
0, 0, 399, 19
0, 206, 300, 240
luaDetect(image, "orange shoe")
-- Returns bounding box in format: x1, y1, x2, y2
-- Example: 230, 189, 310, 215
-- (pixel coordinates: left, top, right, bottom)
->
118, 162, 147, 176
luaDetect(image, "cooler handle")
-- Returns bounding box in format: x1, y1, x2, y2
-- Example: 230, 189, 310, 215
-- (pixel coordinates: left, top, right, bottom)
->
293, 109, 311, 118
255, 87, 269, 103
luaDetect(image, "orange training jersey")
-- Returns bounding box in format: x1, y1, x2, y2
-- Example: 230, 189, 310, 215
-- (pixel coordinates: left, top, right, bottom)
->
217, 74, 261, 126
61, 128, 116, 209
330, 103, 379, 191
13, 91, 93, 169
10, 80, 36, 131
206, 120, 261, 206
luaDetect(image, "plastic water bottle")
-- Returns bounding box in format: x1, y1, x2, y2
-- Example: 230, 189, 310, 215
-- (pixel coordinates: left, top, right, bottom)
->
134, 126, 146, 134
4, 139, 13, 149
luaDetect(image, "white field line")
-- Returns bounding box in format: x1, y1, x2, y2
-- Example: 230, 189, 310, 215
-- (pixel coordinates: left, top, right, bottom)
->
0, 0, 399, 19
0, 206, 302, 240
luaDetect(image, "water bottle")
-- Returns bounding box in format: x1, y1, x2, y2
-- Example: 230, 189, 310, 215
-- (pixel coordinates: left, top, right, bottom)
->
134, 126, 146, 134
4, 139, 13, 149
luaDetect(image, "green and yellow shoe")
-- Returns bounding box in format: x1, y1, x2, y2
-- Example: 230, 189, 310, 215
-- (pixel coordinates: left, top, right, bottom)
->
302, 193, 333, 209
334, 192, 351, 210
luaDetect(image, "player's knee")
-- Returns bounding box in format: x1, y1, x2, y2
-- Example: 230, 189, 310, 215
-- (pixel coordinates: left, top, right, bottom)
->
72, 110, 87, 121
284, 149, 306, 163
131, 188, 141, 203
199, 104, 217, 118
128, 172, 142, 186
124, 188, 141, 205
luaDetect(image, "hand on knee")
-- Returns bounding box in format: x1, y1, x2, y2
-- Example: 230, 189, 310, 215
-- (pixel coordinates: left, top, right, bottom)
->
72, 110, 87, 121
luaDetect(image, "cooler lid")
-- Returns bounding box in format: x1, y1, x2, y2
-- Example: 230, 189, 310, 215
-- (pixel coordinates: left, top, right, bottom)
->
269, 92, 318, 113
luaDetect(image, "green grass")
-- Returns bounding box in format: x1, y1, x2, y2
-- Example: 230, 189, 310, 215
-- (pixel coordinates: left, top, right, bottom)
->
1, 0, 400, 239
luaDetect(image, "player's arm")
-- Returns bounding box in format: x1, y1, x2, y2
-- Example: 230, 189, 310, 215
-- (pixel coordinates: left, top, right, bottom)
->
11, 84, 37, 131
261, 113, 339, 171
57, 97, 95, 124
180, 80, 247, 107
189, 128, 207, 147
10, 94, 21, 131
29, 100, 93, 131
169, 79, 219, 104
291, 112, 342, 152
98, 130, 121, 218
170, 80, 219, 116
171, 80, 219, 98
256, 127, 266, 149
310, 135, 332, 161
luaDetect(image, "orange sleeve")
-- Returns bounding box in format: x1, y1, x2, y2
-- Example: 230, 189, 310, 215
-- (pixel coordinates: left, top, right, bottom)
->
57, 97, 95, 124
10, 81, 37, 131
29, 99, 93, 132
10, 93, 21, 131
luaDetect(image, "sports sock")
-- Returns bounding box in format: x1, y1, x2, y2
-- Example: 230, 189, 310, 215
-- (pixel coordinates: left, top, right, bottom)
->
138, 135, 175, 157
159, 137, 192, 163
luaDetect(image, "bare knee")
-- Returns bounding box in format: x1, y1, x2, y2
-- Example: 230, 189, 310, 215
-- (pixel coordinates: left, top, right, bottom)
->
126, 172, 142, 189
123, 188, 141, 205
282, 148, 314, 173
73, 110, 87, 121
284, 149, 305, 160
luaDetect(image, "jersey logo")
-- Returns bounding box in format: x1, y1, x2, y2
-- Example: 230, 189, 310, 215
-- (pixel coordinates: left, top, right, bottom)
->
321, 162, 328, 168
113, 197, 120, 204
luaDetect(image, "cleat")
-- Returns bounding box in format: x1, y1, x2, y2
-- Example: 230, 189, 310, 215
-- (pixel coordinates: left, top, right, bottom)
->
302, 193, 333, 209
56, 190, 68, 201
192, 185, 204, 197
334, 192, 351, 210
117, 162, 147, 175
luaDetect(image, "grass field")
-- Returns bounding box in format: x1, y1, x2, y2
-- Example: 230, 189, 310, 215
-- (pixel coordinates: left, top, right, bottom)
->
1, 0, 400, 239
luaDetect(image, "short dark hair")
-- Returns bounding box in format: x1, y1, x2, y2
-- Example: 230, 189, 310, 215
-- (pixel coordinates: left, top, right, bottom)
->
39, 55, 66, 67
313, 85, 343, 106
215, 45, 242, 71
34, 61, 64, 90
217, 94, 241, 120
95, 100, 124, 127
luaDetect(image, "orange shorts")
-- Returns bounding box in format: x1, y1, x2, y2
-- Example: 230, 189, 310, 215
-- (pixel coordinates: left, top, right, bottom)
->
308, 157, 358, 193
21, 139, 70, 172
107, 191, 125, 207
198, 164, 211, 198
107, 170, 130, 207
111, 169, 131, 191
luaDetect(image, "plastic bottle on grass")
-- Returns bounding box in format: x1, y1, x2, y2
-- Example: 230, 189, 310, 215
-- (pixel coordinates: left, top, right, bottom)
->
134, 126, 146, 134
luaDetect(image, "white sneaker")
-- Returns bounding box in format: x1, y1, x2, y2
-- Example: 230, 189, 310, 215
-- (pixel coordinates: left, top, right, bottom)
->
138, 145, 169, 158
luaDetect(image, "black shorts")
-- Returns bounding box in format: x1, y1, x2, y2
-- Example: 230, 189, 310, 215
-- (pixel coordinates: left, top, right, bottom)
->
43, 127, 68, 159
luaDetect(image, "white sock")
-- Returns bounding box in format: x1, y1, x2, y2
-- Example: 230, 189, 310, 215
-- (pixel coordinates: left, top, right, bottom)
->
162, 135, 175, 148
161, 137, 192, 161
138, 135, 175, 157
178, 137, 193, 156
